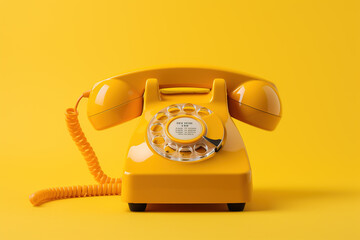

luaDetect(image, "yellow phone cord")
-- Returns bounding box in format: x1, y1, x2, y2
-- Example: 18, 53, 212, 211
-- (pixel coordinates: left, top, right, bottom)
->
29, 92, 122, 206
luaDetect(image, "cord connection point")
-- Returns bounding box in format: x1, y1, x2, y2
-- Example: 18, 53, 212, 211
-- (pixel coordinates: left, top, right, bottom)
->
83, 90, 91, 98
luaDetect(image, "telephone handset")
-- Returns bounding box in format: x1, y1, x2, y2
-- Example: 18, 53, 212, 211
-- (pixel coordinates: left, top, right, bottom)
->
30, 67, 281, 211
87, 67, 281, 130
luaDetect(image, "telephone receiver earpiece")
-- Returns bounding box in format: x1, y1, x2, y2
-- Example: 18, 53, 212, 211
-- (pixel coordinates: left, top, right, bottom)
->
86, 67, 281, 130
228, 80, 281, 130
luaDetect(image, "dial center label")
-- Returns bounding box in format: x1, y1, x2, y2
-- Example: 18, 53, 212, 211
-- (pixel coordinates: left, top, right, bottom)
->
167, 117, 203, 141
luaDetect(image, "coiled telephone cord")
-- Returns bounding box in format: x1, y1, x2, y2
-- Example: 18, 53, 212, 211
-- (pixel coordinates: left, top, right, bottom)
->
29, 92, 122, 206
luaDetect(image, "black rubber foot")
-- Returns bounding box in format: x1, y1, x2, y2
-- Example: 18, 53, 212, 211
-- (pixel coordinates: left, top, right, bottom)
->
227, 203, 245, 211
128, 203, 147, 212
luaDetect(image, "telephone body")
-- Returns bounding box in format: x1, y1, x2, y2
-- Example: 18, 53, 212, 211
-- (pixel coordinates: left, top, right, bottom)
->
30, 67, 281, 211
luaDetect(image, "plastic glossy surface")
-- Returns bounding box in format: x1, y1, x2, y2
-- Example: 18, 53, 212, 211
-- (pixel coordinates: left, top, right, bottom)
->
228, 80, 281, 130
86, 67, 281, 131
122, 78, 252, 203
87, 79, 143, 130
31, 68, 281, 206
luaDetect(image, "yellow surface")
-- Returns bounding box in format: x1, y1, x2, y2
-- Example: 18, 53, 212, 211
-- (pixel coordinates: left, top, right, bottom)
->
86, 68, 282, 130
160, 87, 210, 94
122, 78, 251, 203
0, 0, 359, 239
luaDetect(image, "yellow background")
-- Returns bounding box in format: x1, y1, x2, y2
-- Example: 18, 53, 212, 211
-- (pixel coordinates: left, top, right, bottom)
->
1, 0, 359, 239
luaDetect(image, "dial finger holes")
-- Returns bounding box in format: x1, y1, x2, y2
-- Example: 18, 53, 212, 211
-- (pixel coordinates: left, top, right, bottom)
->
155, 112, 168, 122
183, 103, 195, 114
152, 136, 165, 145
164, 143, 177, 154
194, 143, 208, 154
150, 123, 163, 132
148, 103, 218, 162
167, 105, 180, 115
198, 107, 210, 116
179, 146, 193, 158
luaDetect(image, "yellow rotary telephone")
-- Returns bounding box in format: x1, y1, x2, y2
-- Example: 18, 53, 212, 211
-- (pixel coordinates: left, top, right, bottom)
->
30, 67, 282, 211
